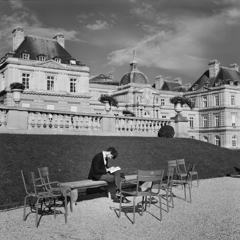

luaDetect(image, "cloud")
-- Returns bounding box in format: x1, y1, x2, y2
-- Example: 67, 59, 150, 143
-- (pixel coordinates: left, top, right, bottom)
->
86, 20, 111, 30
0, 0, 85, 55
9, 0, 24, 10
76, 12, 95, 23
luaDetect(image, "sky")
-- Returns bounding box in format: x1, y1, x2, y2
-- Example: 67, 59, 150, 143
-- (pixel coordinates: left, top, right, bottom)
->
1, 0, 240, 86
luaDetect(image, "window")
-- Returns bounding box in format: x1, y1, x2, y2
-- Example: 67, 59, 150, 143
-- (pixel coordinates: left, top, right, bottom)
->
232, 114, 236, 127
160, 99, 165, 105
162, 115, 166, 119
22, 73, 30, 89
203, 96, 207, 107
22, 53, 29, 60
70, 78, 77, 92
54, 58, 61, 63
189, 117, 194, 128
215, 136, 221, 146
47, 76, 54, 91
214, 95, 219, 106
38, 55, 46, 61
203, 116, 208, 128
231, 95, 235, 105
232, 136, 237, 147
215, 115, 220, 127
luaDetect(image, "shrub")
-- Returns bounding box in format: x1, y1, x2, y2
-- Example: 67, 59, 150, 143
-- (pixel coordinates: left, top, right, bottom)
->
98, 94, 118, 107
170, 95, 194, 109
122, 110, 135, 117
10, 82, 25, 90
158, 125, 175, 138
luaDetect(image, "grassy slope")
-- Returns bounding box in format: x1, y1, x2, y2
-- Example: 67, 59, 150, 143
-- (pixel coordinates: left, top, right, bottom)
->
1, 134, 240, 206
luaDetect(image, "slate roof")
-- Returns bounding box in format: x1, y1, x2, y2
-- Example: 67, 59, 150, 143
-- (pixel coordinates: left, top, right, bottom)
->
161, 81, 184, 91
89, 74, 119, 86
12, 35, 85, 66
188, 67, 240, 91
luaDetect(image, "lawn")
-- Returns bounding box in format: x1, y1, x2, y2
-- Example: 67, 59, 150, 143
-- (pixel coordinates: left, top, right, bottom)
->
0, 133, 240, 207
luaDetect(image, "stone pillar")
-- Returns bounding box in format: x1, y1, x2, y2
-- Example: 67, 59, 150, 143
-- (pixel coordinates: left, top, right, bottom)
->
171, 114, 189, 138
7, 110, 28, 129
101, 115, 115, 133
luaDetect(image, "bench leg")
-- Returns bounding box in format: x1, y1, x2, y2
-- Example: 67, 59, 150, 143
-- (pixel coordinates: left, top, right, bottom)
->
107, 183, 116, 200
70, 189, 78, 206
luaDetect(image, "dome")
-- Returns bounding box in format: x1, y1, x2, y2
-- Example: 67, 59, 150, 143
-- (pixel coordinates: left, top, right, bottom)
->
120, 58, 149, 85
120, 71, 149, 85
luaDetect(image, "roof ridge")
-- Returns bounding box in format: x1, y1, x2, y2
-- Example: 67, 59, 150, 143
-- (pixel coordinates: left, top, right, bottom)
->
27, 35, 57, 42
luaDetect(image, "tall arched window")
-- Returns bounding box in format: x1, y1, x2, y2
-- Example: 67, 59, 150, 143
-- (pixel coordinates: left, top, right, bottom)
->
232, 135, 237, 147
215, 136, 221, 146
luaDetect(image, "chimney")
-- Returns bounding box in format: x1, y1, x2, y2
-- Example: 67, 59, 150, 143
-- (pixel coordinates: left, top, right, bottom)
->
208, 60, 220, 78
174, 77, 182, 85
108, 74, 114, 79
154, 75, 164, 90
53, 33, 65, 48
12, 26, 24, 52
229, 63, 239, 72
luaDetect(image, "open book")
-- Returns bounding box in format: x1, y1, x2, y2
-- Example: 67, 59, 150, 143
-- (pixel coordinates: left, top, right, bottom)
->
108, 166, 121, 174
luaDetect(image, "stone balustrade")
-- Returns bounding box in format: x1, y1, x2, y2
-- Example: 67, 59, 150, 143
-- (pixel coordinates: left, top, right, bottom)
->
0, 105, 188, 137
115, 116, 171, 136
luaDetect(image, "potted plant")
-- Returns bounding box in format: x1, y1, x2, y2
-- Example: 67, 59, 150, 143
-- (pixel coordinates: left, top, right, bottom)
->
10, 82, 25, 90
170, 95, 194, 113
10, 82, 25, 105
98, 94, 118, 113
122, 109, 136, 117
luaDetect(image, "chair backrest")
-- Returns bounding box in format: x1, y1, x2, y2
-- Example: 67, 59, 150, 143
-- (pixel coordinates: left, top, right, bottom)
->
137, 169, 164, 194
38, 167, 51, 184
176, 159, 187, 173
168, 160, 177, 167
21, 170, 37, 195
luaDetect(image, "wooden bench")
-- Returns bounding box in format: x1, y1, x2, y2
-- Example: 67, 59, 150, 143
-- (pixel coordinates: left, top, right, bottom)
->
60, 175, 137, 205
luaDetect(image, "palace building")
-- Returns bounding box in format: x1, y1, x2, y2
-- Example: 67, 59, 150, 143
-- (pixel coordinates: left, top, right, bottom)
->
0, 27, 240, 149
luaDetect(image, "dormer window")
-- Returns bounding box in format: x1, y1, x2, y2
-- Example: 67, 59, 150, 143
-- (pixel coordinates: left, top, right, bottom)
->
54, 57, 61, 63
22, 53, 30, 60
68, 58, 76, 65
38, 54, 46, 61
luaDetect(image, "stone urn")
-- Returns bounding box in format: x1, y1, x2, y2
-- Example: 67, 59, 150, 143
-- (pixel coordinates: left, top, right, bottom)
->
104, 101, 112, 114
12, 88, 23, 106
174, 103, 182, 114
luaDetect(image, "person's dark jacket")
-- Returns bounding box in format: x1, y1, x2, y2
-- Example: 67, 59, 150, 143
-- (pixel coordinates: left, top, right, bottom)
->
88, 152, 108, 180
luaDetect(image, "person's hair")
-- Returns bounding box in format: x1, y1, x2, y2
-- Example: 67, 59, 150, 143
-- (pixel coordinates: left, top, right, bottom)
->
106, 147, 118, 159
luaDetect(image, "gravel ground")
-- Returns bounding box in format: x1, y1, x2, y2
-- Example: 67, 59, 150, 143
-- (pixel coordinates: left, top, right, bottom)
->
1, 177, 240, 240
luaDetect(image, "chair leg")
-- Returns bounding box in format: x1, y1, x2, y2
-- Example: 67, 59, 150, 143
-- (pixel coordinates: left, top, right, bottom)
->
23, 196, 28, 221
133, 196, 136, 224
35, 198, 40, 228
189, 184, 192, 203
159, 196, 162, 221
119, 195, 122, 218
64, 195, 67, 224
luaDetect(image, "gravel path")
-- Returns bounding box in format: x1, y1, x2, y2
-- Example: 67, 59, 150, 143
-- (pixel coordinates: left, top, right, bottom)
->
1, 177, 240, 240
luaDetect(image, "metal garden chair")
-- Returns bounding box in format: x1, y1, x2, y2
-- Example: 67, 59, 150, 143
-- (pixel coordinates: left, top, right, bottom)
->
118, 169, 164, 224
21, 170, 68, 227
38, 167, 73, 213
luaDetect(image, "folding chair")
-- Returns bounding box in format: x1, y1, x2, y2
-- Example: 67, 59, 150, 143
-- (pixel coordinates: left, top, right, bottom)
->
189, 164, 199, 187
38, 167, 73, 213
176, 159, 188, 181
21, 170, 68, 227
119, 169, 164, 224
159, 166, 174, 212
172, 170, 192, 203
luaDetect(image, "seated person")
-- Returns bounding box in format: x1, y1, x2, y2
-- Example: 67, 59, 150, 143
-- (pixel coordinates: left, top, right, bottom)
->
88, 147, 130, 203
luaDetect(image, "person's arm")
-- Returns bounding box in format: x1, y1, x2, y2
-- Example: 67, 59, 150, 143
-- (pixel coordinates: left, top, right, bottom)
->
92, 154, 107, 175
